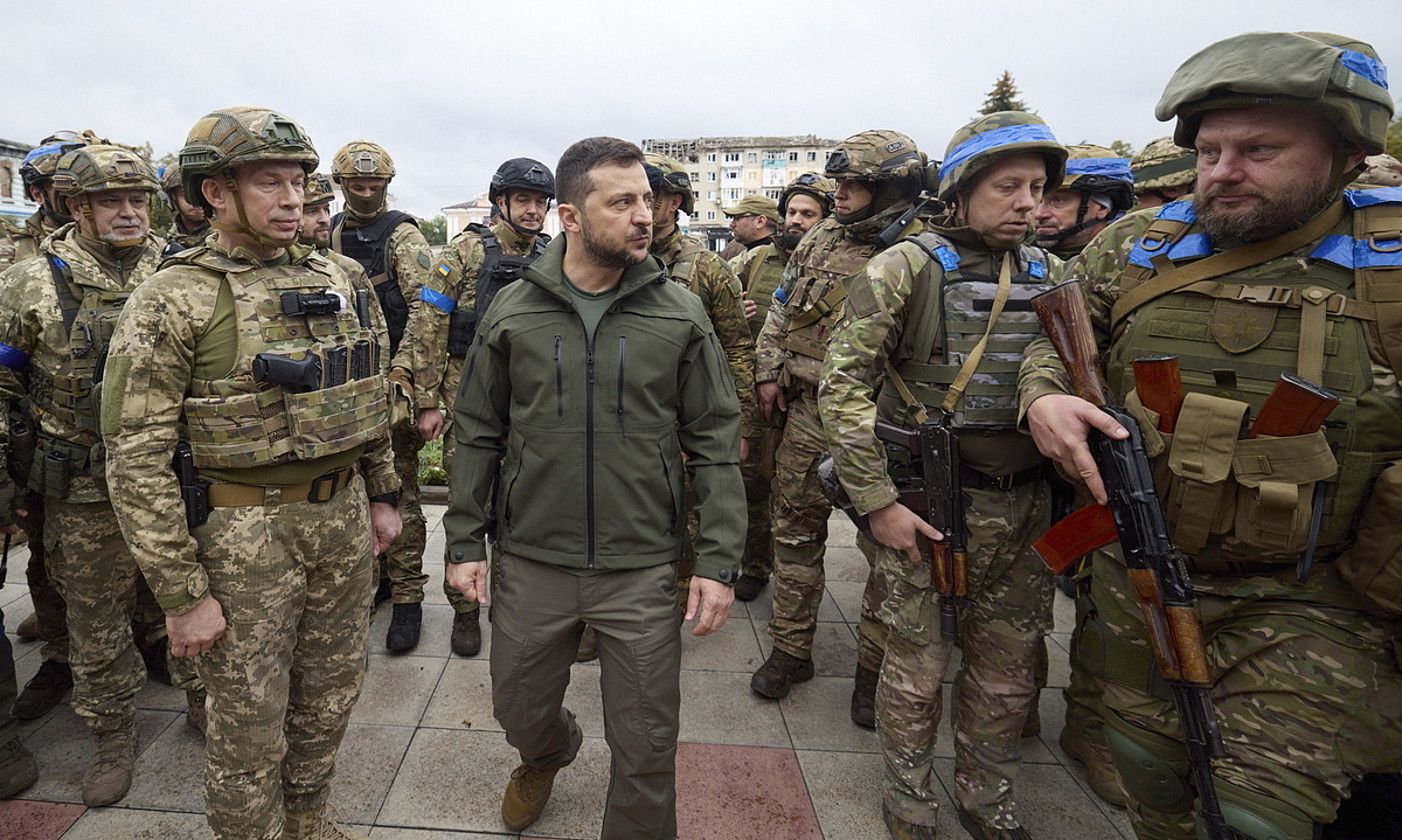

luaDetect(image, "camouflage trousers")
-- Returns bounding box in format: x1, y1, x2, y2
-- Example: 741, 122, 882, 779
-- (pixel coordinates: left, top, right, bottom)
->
769, 390, 886, 669
1090, 549, 1402, 838
19, 492, 68, 664
739, 418, 783, 581
378, 424, 428, 604
192, 476, 374, 840
44, 498, 200, 733
876, 481, 1053, 830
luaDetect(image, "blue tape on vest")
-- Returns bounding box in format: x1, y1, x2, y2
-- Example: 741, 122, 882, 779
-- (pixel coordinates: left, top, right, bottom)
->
1167, 233, 1212, 262
0, 343, 30, 370
51, 256, 68, 271
1344, 187, 1402, 209
774, 286, 788, 305
1309, 234, 1402, 269
1065, 158, 1133, 182
1155, 200, 1197, 224
936, 124, 1059, 190
934, 245, 961, 272
419, 286, 456, 314
1028, 260, 1046, 279
1338, 49, 1388, 90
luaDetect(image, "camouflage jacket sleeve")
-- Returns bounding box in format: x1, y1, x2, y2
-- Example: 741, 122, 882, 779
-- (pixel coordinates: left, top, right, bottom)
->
393, 233, 486, 410
101, 269, 218, 615
817, 244, 928, 515
697, 252, 758, 435
387, 223, 434, 306
0, 261, 43, 526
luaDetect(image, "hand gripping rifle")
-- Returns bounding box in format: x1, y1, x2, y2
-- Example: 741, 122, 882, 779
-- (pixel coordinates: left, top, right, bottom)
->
1029, 281, 1235, 839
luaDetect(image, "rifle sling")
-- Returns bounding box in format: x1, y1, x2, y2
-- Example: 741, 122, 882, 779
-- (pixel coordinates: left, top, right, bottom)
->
1110, 199, 1346, 330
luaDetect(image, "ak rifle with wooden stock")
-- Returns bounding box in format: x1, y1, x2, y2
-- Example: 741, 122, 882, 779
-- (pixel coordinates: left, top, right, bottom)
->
1028, 280, 1235, 840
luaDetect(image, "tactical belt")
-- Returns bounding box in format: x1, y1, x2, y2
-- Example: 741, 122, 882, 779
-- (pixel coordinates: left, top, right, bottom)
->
960, 462, 1054, 492
206, 464, 358, 508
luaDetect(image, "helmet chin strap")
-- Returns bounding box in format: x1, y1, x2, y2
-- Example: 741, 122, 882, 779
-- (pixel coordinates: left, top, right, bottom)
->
1036, 192, 1099, 247
500, 200, 542, 239
211, 173, 298, 249
74, 195, 145, 249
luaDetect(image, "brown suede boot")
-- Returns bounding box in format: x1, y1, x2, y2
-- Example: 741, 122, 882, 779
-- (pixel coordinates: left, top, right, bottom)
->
501, 762, 562, 832
575, 625, 599, 663
451, 609, 481, 658
1059, 727, 1127, 807
14, 612, 39, 640
750, 649, 814, 700
284, 804, 368, 839
82, 726, 135, 806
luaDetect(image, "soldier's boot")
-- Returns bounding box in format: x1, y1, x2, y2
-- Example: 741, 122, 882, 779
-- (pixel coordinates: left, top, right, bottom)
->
851, 664, 879, 729
882, 802, 937, 840
450, 610, 481, 658
81, 726, 135, 806
1059, 728, 1126, 807
372, 577, 393, 610
185, 690, 207, 737
1021, 702, 1041, 738
956, 806, 1031, 840
284, 804, 368, 840
575, 626, 598, 663
14, 660, 73, 720
385, 603, 422, 653
732, 574, 769, 603
501, 762, 562, 832
15, 613, 39, 641
0, 738, 38, 800
138, 634, 172, 686
750, 649, 814, 700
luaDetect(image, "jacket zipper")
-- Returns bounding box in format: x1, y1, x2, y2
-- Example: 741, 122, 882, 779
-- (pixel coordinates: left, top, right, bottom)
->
616, 335, 627, 435
586, 334, 596, 568
554, 335, 563, 417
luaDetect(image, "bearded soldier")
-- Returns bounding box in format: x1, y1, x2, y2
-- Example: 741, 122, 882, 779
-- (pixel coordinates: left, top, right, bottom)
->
751, 131, 927, 729
1020, 32, 1402, 839
727, 173, 834, 602
392, 158, 553, 657
103, 107, 401, 840
330, 141, 434, 652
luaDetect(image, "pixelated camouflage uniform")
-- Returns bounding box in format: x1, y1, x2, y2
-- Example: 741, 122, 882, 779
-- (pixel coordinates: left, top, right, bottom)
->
162, 217, 210, 256
728, 238, 793, 581
755, 209, 918, 669
818, 221, 1058, 831
651, 226, 755, 602
0, 224, 202, 737
103, 235, 399, 840
0, 210, 56, 272
391, 220, 547, 612
1017, 195, 1402, 837
334, 217, 433, 605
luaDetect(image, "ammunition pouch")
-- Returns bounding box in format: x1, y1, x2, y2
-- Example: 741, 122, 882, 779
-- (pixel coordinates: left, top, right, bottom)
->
447, 307, 476, 357
878, 544, 936, 645
28, 433, 99, 500
7, 407, 35, 486
1339, 460, 1402, 613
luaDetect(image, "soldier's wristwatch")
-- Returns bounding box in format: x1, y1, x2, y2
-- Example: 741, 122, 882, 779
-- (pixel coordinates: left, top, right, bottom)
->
369, 492, 401, 508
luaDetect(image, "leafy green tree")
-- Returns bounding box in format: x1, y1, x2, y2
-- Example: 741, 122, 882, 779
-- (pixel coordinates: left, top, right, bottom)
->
1109, 140, 1137, 159
978, 71, 1031, 116
419, 214, 447, 246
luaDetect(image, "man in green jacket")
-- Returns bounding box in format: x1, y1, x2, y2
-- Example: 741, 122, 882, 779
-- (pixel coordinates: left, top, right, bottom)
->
444, 136, 744, 839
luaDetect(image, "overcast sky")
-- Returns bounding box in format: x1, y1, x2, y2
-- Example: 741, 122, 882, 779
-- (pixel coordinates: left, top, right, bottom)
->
7, 0, 1399, 217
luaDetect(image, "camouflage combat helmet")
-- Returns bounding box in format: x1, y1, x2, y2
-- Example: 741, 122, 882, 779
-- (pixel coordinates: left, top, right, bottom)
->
1059, 144, 1135, 216
52, 144, 159, 197
304, 173, 336, 206
779, 172, 836, 216
1130, 136, 1197, 196
1356, 154, 1402, 188
489, 158, 556, 203
332, 141, 395, 183
825, 130, 925, 191
644, 153, 694, 215
936, 112, 1067, 202
1157, 31, 1393, 155
160, 161, 182, 194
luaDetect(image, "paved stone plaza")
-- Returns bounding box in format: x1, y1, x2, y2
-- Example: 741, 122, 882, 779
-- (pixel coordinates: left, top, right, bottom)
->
0, 506, 1133, 839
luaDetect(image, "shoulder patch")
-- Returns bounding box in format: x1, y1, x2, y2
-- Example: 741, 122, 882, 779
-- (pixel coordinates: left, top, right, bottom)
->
417, 252, 432, 269
846, 273, 881, 319
436, 261, 453, 277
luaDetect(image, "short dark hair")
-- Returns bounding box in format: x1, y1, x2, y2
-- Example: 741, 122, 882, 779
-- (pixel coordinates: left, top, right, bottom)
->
556, 137, 645, 207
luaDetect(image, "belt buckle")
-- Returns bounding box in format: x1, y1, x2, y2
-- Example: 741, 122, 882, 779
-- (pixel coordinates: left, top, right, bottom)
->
308, 470, 341, 504
992, 473, 1015, 491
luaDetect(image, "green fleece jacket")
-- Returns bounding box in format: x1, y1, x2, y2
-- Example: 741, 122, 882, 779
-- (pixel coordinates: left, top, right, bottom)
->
444, 234, 744, 584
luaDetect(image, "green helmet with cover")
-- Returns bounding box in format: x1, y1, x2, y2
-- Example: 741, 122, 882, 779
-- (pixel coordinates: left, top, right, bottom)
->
1131, 136, 1197, 196
1059, 144, 1135, 216
935, 111, 1067, 203
644, 152, 694, 215
823, 129, 926, 214
332, 140, 395, 183
304, 172, 336, 206
52, 143, 159, 196
160, 161, 182, 194
1156, 31, 1393, 156
779, 171, 836, 217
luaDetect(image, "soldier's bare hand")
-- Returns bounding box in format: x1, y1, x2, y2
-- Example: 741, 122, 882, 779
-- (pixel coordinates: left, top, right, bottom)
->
686, 576, 734, 636
869, 502, 942, 567
739, 438, 750, 463
445, 560, 489, 605
417, 408, 445, 442
167, 595, 227, 657
757, 381, 787, 422
1026, 394, 1127, 505
742, 296, 758, 321
370, 502, 403, 555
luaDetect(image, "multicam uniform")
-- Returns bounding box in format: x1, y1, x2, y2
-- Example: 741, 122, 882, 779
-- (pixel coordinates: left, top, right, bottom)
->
0, 211, 56, 272
1018, 32, 1402, 839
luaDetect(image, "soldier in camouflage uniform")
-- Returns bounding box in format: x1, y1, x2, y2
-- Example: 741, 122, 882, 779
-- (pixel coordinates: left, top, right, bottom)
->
1130, 136, 1198, 209
820, 114, 1066, 840
724, 193, 779, 251
160, 161, 210, 257
300, 173, 391, 361
103, 107, 402, 840
0, 144, 206, 806
750, 131, 926, 729
1033, 144, 1135, 262
392, 157, 554, 657
727, 174, 835, 602
330, 141, 434, 653
644, 153, 756, 606
1019, 32, 1402, 839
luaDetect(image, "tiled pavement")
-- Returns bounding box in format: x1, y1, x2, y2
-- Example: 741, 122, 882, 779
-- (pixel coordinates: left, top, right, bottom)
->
1, 506, 1134, 839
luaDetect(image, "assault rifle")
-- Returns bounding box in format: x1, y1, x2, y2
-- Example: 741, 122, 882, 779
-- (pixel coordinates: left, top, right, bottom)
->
1029, 280, 1234, 839
819, 419, 967, 641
